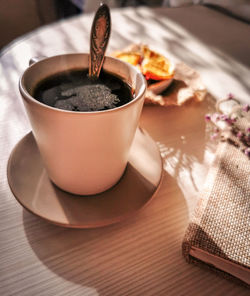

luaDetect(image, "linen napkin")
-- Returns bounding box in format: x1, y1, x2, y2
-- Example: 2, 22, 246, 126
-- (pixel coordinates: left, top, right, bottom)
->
182, 108, 250, 287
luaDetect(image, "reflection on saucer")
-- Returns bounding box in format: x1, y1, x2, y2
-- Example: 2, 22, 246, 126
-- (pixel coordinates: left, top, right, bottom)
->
7, 128, 163, 228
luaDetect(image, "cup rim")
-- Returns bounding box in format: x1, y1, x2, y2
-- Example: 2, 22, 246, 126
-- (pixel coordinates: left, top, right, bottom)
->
19, 53, 147, 115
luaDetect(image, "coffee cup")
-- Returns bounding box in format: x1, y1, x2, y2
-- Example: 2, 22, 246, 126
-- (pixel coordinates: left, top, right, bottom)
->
19, 53, 146, 195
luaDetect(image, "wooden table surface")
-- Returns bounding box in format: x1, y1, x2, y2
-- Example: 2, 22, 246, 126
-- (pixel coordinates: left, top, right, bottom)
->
1, 5, 249, 296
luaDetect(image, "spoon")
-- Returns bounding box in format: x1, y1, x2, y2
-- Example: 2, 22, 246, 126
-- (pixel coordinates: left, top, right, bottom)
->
89, 3, 111, 80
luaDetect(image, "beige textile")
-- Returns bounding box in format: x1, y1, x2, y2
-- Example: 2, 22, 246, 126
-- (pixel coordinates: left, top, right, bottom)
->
183, 117, 250, 287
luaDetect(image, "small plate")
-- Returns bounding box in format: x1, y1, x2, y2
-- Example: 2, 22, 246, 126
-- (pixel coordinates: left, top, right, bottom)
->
147, 78, 174, 95
7, 128, 163, 228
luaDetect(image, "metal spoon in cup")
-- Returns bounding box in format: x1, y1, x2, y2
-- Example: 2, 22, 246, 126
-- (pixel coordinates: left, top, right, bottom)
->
89, 3, 111, 80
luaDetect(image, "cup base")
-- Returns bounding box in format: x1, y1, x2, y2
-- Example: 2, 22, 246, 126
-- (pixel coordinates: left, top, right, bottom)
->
50, 167, 127, 196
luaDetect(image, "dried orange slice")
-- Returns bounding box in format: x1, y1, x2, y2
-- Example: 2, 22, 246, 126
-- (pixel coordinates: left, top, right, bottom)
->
141, 45, 174, 80
113, 51, 142, 66
113, 44, 175, 81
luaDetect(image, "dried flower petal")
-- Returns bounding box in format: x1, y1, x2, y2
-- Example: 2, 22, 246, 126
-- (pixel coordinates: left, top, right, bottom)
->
245, 134, 250, 144
242, 104, 250, 112
220, 114, 228, 121
225, 118, 235, 125
236, 131, 244, 139
244, 147, 250, 157
211, 113, 220, 122
205, 114, 211, 121
211, 132, 219, 140
231, 116, 238, 122
205, 99, 249, 148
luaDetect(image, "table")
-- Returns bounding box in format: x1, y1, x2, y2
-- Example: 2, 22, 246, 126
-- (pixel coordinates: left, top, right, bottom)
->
1, 5, 249, 296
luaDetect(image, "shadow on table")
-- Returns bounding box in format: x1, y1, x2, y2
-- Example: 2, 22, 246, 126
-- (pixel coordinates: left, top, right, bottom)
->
23, 172, 238, 295
22, 171, 192, 295
140, 94, 217, 214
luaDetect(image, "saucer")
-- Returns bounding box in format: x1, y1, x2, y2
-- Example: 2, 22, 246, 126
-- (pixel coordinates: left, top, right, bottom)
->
7, 128, 163, 228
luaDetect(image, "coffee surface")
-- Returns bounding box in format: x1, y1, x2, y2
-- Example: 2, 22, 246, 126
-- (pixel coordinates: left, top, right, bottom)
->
33, 69, 134, 111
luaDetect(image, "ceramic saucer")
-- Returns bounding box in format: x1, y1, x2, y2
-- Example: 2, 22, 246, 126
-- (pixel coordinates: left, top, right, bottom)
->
7, 128, 163, 228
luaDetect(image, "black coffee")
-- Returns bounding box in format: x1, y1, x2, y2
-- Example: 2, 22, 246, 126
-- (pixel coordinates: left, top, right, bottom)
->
33, 69, 134, 112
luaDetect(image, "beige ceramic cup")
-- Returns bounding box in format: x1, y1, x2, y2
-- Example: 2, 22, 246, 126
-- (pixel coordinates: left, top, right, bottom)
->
19, 53, 146, 195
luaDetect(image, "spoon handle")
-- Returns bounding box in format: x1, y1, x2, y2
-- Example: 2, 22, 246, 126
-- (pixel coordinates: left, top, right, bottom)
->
89, 3, 111, 80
